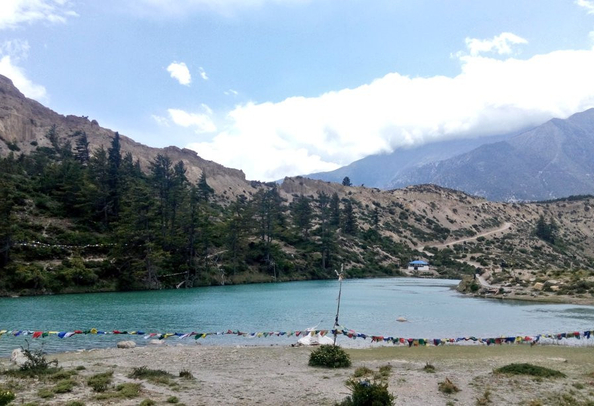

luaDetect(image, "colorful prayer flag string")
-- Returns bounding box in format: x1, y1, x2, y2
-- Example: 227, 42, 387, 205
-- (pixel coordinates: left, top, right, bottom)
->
1, 327, 593, 346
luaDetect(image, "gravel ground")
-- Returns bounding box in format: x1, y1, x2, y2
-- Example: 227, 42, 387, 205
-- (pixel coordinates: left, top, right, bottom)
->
2, 343, 594, 405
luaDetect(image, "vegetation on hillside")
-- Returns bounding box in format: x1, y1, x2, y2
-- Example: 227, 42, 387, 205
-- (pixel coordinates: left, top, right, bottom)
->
0, 128, 424, 295
2, 126, 594, 297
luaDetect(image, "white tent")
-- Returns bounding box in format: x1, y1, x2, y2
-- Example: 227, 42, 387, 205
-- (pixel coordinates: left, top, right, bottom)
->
297, 330, 334, 346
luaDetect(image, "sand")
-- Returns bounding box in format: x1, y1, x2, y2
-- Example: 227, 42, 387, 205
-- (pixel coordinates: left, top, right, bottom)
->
3, 343, 594, 405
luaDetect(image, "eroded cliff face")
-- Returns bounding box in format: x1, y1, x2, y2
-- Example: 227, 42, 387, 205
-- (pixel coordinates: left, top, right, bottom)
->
0, 74, 256, 198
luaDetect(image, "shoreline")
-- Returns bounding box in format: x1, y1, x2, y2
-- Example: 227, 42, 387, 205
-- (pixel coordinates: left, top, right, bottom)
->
3, 344, 594, 405
4, 274, 594, 307
464, 291, 594, 306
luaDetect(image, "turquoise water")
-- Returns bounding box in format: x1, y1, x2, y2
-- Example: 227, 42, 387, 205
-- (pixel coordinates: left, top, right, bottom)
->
1, 277, 594, 355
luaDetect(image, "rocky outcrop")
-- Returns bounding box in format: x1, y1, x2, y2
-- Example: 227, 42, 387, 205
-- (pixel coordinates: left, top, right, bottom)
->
0, 74, 256, 199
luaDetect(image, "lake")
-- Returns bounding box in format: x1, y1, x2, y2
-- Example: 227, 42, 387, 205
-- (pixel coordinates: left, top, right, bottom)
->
1, 277, 594, 356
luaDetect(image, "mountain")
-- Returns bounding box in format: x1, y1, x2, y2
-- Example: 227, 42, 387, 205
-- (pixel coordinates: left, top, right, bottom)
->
388, 109, 594, 201
304, 132, 515, 188
0, 74, 255, 199
1, 74, 594, 299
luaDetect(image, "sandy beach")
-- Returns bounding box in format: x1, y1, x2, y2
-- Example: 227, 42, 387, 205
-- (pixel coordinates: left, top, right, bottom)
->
2, 343, 594, 405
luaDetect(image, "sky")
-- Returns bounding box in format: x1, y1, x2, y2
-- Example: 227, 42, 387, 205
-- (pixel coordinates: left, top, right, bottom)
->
1, 0, 594, 181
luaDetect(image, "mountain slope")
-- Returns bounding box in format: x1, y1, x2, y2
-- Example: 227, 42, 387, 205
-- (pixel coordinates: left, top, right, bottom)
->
388, 109, 594, 201
1, 75, 594, 298
0, 74, 255, 198
304, 132, 515, 188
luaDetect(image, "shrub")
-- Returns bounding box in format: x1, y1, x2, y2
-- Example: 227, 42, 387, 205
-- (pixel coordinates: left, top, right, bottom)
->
308, 345, 351, 368
87, 371, 113, 392
19, 344, 58, 375
438, 378, 460, 394
494, 363, 566, 378
378, 365, 392, 379
353, 367, 373, 378
38, 387, 54, 398
54, 379, 76, 393
129, 366, 173, 385
49, 369, 77, 381
0, 390, 15, 406
179, 369, 194, 380
167, 396, 180, 403
337, 379, 395, 406
115, 383, 141, 398
423, 363, 436, 373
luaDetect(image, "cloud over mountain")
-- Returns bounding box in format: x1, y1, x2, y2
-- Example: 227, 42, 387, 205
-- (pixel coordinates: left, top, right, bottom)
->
187, 37, 594, 181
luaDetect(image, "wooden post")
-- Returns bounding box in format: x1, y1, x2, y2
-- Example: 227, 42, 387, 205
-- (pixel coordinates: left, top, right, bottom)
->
333, 264, 344, 346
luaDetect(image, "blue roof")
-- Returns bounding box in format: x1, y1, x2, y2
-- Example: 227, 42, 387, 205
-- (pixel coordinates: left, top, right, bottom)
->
409, 260, 429, 265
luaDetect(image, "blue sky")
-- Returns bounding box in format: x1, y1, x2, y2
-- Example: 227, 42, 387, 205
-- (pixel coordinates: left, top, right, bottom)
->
2, 0, 594, 181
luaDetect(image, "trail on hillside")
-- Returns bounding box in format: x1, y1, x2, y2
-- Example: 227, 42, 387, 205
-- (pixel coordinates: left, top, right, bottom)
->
417, 222, 512, 251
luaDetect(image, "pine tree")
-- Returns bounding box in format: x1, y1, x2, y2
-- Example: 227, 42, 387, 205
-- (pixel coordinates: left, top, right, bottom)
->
292, 194, 312, 238
197, 172, 214, 202
225, 195, 248, 275
330, 192, 340, 227
106, 132, 122, 221
316, 191, 335, 269
253, 186, 285, 277
342, 198, 357, 236
150, 154, 174, 244
0, 176, 16, 268
342, 176, 352, 186
74, 131, 90, 165
89, 147, 111, 228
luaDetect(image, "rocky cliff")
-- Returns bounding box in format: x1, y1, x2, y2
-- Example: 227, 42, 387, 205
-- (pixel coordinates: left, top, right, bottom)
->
0, 74, 256, 198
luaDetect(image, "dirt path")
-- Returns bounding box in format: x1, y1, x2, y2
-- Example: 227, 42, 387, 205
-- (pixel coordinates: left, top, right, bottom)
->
430, 222, 512, 249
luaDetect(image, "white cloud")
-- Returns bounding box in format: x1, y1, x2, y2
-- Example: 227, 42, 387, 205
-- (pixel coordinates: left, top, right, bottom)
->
0, 0, 78, 30
200, 103, 213, 115
198, 67, 208, 80
168, 107, 216, 133
0, 40, 47, 101
151, 114, 170, 126
0, 55, 48, 100
465, 32, 528, 56
166, 61, 191, 86
224, 89, 239, 96
576, 0, 594, 14
187, 38, 594, 182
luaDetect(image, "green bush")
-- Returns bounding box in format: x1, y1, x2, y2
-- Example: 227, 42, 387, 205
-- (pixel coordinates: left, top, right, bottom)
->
17, 344, 58, 376
129, 366, 173, 385
308, 345, 351, 368
337, 379, 395, 406
53, 378, 76, 393
494, 363, 566, 378
87, 371, 113, 392
0, 389, 15, 406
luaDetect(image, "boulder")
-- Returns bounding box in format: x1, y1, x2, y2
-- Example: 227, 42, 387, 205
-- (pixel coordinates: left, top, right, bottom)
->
10, 348, 28, 366
116, 340, 136, 349
148, 339, 165, 346
533, 282, 544, 291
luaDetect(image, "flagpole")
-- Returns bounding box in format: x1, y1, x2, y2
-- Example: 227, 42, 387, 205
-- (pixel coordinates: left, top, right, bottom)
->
333, 264, 344, 346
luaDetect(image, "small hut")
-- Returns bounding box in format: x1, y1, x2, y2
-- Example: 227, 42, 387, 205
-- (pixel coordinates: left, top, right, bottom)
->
407, 260, 429, 271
